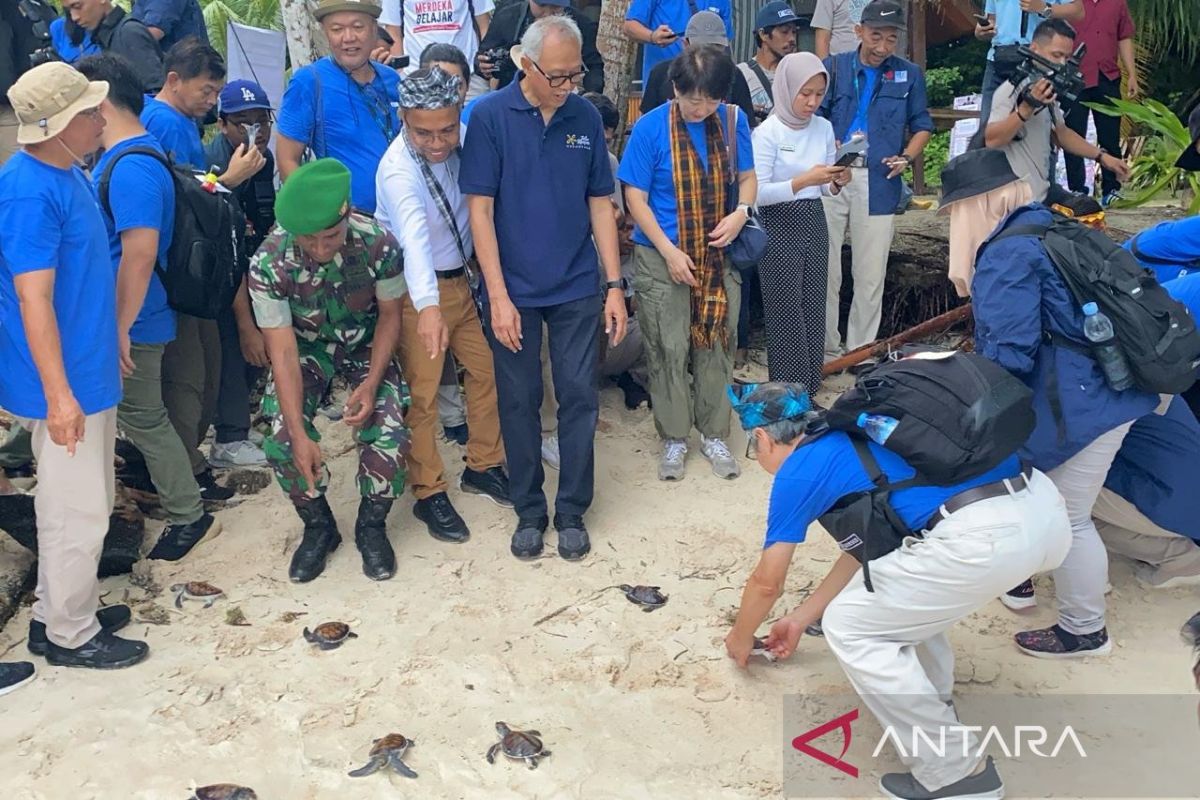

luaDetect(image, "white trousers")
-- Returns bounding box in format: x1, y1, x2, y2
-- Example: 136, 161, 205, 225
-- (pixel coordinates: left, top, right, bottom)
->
26, 408, 117, 648
823, 470, 1071, 791
1094, 487, 1200, 585
822, 168, 896, 353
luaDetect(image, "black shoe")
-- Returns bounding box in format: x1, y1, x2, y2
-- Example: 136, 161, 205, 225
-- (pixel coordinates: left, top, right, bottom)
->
146, 513, 222, 561
443, 423, 469, 445
413, 492, 470, 543
289, 496, 342, 583
617, 372, 651, 410
355, 498, 396, 581
0, 661, 35, 696
28, 605, 132, 657
553, 514, 591, 561
511, 515, 548, 560
880, 756, 1004, 799
196, 469, 235, 503
459, 466, 513, 508
44, 630, 149, 670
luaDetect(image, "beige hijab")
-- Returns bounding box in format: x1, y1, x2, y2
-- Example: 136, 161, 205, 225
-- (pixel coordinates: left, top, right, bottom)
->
771, 52, 828, 130
942, 180, 1033, 298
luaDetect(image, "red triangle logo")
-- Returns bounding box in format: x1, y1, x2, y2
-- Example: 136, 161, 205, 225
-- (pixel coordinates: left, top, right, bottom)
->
791, 708, 859, 778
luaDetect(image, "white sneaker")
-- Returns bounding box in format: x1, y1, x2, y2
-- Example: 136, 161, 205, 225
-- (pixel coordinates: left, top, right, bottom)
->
541, 435, 560, 471
209, 440, 268, 468
700, 435, 740, 479
658, 439, 688, 481
1136, 564, 1200, 590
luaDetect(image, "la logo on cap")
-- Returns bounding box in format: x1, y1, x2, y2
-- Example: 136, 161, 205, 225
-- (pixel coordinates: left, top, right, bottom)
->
241, 87, 256, 102
778, 9, 789, 16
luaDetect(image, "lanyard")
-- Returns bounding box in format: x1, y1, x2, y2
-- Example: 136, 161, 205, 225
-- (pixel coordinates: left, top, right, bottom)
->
340, 62, 398, 143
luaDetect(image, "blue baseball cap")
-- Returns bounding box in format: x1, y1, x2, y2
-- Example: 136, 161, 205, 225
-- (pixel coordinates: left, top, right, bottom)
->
755, 1, 800, 32
219, 79, 273, 114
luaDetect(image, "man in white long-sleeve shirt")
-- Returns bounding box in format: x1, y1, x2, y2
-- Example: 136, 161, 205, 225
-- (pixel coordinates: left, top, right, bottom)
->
376, 66, 510, 543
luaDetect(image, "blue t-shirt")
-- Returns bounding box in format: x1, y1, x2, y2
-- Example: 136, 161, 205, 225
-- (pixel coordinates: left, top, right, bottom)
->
276, 57, 401, 214
617, 102, 754, 248
141, 97, 206, 170
625, 0, 733, 85
763, 431, 1021, 547
50, 17, 99, 64
1124, 216, 1200, 285
1165, 272, 1200, 319
985, 0, 1070, 58
847, 65, 878, 138
0, 153, 120, 419
131, 0, 209, 51
459, 78, 615, 307
93, 135, 176, 345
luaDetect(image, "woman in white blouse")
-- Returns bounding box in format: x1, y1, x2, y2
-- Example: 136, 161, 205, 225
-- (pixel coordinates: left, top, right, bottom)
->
751, 52, 849, 397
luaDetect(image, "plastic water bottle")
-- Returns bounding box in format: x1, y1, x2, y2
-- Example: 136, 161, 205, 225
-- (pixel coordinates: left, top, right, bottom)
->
1081, 303, 1135, 391
857, 413, 899, 445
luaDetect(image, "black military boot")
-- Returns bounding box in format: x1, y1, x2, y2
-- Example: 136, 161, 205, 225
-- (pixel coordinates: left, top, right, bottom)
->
289, 496, 341, 583
355, 498, 396, 581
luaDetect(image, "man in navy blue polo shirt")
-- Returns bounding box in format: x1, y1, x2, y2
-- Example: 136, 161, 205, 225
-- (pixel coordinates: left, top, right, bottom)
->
818, 0, 931, 362
132, 0, 209, 52
624, 0, 733, 87
460, 15, 626, 563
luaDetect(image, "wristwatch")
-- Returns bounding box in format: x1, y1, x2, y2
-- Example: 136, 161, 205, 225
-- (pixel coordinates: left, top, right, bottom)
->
1038, 5, 1053, 19
604, 278, 628, 292
737, 202, 753, 219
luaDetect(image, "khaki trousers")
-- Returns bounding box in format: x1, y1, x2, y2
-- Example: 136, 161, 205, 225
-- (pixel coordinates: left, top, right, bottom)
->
396, 274, 504, 499
163, 314, 222, 475
1094, 488, 1200, 584
26, 408, 117, 649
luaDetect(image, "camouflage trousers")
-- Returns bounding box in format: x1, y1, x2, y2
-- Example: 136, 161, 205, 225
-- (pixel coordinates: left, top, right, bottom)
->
261, 342, 410, 503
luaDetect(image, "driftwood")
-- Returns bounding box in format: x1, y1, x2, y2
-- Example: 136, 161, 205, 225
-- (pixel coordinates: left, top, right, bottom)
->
822, 304, 974, 376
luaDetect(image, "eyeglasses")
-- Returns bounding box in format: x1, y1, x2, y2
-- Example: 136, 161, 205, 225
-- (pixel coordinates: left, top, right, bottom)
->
529, 59, 588, 89
79, 107, 104, 120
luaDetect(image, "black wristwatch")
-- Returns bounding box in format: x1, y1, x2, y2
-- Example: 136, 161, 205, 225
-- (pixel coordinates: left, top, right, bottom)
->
604, 278, 628, 292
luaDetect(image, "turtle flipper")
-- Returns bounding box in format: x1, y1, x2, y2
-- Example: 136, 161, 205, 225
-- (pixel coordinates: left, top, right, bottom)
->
347, 631, 359, 639
204, 597, 217, 609
526, 756, 538, 770
348, 755, 384, 777
174, 592, 184, 610
642, 606, 654, 612
487, 743, 503, 763
388, 752, 418, 779
524, 730, 541, 737
540, 749, 552, 759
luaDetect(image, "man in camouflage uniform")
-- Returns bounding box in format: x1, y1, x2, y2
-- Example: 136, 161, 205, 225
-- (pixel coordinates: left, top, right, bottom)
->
250, 158, 410, 583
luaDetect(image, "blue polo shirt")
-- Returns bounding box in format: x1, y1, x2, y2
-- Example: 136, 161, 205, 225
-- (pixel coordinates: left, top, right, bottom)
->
764, 431, 1021, 547
819, 50, 933, 216
617, 102, 754, 248
625, 0, 733, 85
277, 57, 401, 214
0, 153, 120, 419
141, 97, 206, 170
459, 76, 615, 308
1124, 216, 1200, 285
50, 18, 99, 64
131, 0, 209, 51
984, 0, 1071, 60
1103, 397, 1200, 541
93, 134, 176, 346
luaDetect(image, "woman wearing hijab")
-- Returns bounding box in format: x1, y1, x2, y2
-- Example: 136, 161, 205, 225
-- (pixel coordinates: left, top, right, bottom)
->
941, 149, 1159, 659
618, 44, 758, 482
751, 52, 849, 395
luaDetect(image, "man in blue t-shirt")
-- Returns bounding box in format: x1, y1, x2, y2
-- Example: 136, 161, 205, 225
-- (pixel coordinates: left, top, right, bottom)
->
1122, 216, 1200, 285
623, 0, 733, 86
0, 61, 149, 673
722, 382, 1070, 800
460, 16, 626, 562
79, 54, 220, 562
276, 0, 401, 214
131, 0, 209, 52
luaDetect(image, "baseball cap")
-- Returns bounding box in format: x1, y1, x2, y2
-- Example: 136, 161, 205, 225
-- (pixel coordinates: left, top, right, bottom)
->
755, 1, 800, 33
531, 0, 572, 6
6, 61, 108, 145
313, 0, 381, 22
860, 0, 906, 30
1175, 104, 1200, 172
218, 79, 272, 114
685, 11, 729, 46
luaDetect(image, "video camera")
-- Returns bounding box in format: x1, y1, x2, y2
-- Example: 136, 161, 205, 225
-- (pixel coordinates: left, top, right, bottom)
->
480, 46, 512, 70
1010, 41, 1087, 107
17, 0, 61, 67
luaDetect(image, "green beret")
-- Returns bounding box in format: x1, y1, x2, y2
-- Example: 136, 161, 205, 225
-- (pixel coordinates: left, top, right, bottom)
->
275, 158, 352, 236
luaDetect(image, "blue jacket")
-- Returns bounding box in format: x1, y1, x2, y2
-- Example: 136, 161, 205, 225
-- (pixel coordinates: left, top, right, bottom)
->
972, 204, 1160, 471
1123, 215, 1200, 285
818, 50, 933, 216
1104, 397, 1200, 541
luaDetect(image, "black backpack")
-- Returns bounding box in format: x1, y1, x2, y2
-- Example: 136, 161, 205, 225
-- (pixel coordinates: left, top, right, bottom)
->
99, 146, 247, 320
990, 216, 1200, 395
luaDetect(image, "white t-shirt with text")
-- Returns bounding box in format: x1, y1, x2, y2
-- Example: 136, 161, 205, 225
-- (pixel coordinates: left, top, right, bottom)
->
380, 0, 495, 68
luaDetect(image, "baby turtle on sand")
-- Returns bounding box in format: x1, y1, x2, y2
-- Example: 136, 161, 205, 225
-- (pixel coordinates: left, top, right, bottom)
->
171, 582, 224, 609
751, 637, 777, 662
486, 722, 551, 769
303, 621, 357, 650
348, 733, 418, 779
618, 584, 668, 611
190, 785, 257, 800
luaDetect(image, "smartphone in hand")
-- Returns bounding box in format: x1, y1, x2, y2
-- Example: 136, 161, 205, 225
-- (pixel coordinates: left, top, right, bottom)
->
834, 134, 868, 166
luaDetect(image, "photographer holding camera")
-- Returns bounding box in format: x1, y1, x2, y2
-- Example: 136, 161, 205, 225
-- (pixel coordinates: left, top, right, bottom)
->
476, 0, 603, 94
984, 18, 1128, 202
63, 0, 163, 93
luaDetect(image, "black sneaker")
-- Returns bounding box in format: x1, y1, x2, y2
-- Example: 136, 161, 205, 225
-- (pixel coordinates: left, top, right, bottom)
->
196, 469, 235, 503
880, 756, 1004, 799
459, 466, 513, 508
511, 515, 548, 560
28, 604, 132, 657
146, 513, 221, 561
0, 661, 35, 696
553, 514, 591, 561
413, 492, 470, 543
999, 578, 1037, 612
1015, 624, 1112, 659
44, 630, 149, 670
443, 423, 469, 445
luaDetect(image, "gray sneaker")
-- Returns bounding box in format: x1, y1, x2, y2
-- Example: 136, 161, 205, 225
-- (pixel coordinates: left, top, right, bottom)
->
700, 435, 740, 479
880, 756, 1004, 799
658, 439, 687, 481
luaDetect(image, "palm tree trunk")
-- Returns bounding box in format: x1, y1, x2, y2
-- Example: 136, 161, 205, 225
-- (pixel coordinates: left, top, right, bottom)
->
597, 0, 636, 143
280, 0, 328, 67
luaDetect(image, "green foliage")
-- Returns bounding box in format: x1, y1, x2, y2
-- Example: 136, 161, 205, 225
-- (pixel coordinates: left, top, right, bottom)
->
1128, 0, 1200, 66
904, 130, 950, 190
925, 36, 989, 96
200, 0, 283, 56
924, 67, 961, 109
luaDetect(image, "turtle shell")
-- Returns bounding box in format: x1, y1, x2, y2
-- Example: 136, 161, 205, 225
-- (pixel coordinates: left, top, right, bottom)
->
173, 581, 224, 598
192, 785, 257, 800
370, 733, 411, 756
620, 584, 668, 608
305, 621, 354, 644
501, 730, 544, 759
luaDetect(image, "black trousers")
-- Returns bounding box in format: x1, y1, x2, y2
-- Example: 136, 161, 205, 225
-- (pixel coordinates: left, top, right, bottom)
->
487, 294, 600, 521
1064, 76, 1123, 196
215, 308, 263, 444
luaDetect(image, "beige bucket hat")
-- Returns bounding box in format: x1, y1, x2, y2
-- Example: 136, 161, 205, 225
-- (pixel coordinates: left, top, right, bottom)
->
7, 62, 108, 145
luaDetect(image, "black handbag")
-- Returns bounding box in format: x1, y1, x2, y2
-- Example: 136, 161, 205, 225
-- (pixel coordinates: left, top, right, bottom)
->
722, 104, 769, 273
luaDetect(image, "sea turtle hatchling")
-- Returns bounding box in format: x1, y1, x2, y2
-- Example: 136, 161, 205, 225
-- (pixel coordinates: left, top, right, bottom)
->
618, 584, 668, 612
348, 733, 418, 779
189, 785, 257, 800
171, 582, 224, 610
486, 722, 551, 769
303, 621, 357, 650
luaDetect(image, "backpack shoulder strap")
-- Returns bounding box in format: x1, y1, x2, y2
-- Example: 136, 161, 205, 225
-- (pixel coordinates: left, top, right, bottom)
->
747, 60, 772, 97
98, 145, 173, 218
725, 103, 738, 185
